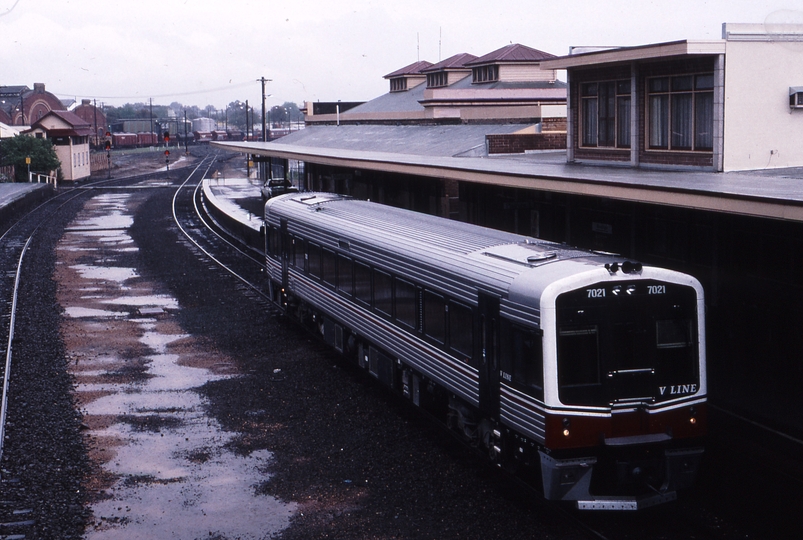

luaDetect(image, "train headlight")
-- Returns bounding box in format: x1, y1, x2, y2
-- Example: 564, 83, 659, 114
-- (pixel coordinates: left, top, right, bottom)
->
562, 418, 571, 437
689, 406, 697, 425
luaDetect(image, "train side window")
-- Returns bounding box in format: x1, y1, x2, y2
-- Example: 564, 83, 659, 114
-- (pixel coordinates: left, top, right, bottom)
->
308, 243, 322, 279
395, 278, 417, 329
354, 261, 372, 306
501, 323, 543, 399
268, 227, 280, 259
337, 255, 353, 296
374, 269, 392, 316
449, 301, 474, 361
424, 291, 446, 344
322, 248, 337, 287
293, 237, 306, 270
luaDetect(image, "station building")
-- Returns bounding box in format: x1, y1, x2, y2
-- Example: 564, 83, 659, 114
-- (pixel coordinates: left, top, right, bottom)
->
216, 26, 803, 436
25, 110, 92, 181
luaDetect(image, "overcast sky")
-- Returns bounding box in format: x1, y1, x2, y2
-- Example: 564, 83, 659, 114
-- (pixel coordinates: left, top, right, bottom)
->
1, 0, 800, 110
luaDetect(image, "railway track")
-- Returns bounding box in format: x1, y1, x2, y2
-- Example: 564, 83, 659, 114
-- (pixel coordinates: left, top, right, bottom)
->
0, 160, 204, 538
171, 155, 269, 301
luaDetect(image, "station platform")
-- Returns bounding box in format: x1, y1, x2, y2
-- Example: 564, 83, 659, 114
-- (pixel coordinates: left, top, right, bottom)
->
0, 182, 55, 224
201, 177, 265, 250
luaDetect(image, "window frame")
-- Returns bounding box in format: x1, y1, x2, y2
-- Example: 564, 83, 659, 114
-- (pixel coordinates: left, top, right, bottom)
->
580, 79, 631, 149
646, 73, 714, 152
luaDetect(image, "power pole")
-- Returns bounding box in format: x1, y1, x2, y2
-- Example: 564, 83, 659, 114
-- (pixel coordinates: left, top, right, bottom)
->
259, 76, 272, 142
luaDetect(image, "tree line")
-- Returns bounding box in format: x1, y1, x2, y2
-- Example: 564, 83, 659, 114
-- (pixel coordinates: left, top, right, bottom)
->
105, 101, 304, 131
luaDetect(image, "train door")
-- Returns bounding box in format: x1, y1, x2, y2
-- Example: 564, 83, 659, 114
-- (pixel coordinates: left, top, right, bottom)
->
280, 218, 289, 289
478, 292, 501, 418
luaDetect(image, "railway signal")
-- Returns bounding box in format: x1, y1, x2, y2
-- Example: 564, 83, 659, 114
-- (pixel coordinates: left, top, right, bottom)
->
105, 140, 111, 178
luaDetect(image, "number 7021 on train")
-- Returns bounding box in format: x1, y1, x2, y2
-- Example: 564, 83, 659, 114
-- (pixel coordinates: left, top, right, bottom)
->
262, 191, 706, 510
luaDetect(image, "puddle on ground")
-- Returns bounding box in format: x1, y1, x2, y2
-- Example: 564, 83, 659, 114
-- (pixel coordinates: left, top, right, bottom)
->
56, 190, 295, 538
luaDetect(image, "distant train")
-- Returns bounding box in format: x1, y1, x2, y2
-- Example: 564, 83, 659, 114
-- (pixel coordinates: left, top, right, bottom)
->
108, 129, 245, 148
262, 192, 707, 510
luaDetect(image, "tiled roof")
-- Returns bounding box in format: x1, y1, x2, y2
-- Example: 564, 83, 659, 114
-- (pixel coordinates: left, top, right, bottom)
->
421, 53, 478, 72
31, 109, 93, 136
43, 109, 91, 128
466, 43, 557, 65
384, 60, 434, 79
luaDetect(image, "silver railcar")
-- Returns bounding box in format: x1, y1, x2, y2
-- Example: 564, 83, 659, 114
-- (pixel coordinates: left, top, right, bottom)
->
264, 192, 706, 510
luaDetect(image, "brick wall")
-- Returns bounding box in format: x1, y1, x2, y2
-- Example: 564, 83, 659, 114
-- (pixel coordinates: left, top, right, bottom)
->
486, 132, 567, 154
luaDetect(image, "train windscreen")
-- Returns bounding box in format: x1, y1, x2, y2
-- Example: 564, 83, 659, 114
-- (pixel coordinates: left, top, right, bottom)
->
555, 280, 699, 407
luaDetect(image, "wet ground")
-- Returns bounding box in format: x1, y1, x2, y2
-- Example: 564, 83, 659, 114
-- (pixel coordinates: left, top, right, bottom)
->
56, 184, 296, 538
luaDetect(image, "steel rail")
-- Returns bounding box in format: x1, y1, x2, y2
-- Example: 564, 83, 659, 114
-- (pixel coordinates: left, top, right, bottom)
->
0, 233, 33, 463
0, 187, 96, 466
0, 167, 190, 468
171, 157, 271, 301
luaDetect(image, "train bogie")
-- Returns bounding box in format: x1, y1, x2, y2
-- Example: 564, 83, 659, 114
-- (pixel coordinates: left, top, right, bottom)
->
263, 192, 706, 510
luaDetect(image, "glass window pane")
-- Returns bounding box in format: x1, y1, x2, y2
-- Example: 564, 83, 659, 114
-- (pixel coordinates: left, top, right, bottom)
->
671, 75, 693, 92
617, 96, 631, 148
649, 77, 669, 93
616, 80, 631, 95
558, 326, 600, 386
582, 98, 598, 146
337, 255, 353, 295
293, 237, 305, 270
395, 279, 417, 329
695, 92, 714, 150
598, 82, 615, 147
322, 249, 336, 286
308, 243, 321, 278
671, 93, 693, 149
695, 74, 714, 90
581, 82, 598, 97
449, 302, 473, 358
268, 227, 280, 259
374, 270, 392, 316
423, 291, 445, 343
649, 95, 669, 148
510, 326, 543, 397
354, 262, 371, 305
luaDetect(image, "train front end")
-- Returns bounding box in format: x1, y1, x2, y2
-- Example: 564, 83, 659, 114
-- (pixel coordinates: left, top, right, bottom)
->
537, 262, 706, 510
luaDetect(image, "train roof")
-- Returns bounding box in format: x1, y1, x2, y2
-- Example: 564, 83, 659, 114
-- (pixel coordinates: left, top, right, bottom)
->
266, 192, 616, 303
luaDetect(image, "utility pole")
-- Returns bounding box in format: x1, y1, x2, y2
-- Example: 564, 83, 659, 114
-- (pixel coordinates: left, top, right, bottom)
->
259, 76, 272, 143
93, 99, 98, 146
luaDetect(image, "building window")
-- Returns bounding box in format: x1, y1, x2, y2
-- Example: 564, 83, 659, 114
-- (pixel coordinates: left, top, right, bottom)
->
427, 72, 448, 88
580, 80, 630, 148
648, 74, 714, 151
390, 78, 407, 92
472, 65, 498, 84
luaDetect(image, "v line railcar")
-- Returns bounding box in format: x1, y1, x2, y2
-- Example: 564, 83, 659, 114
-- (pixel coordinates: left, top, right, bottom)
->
263, 192, 706, 510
